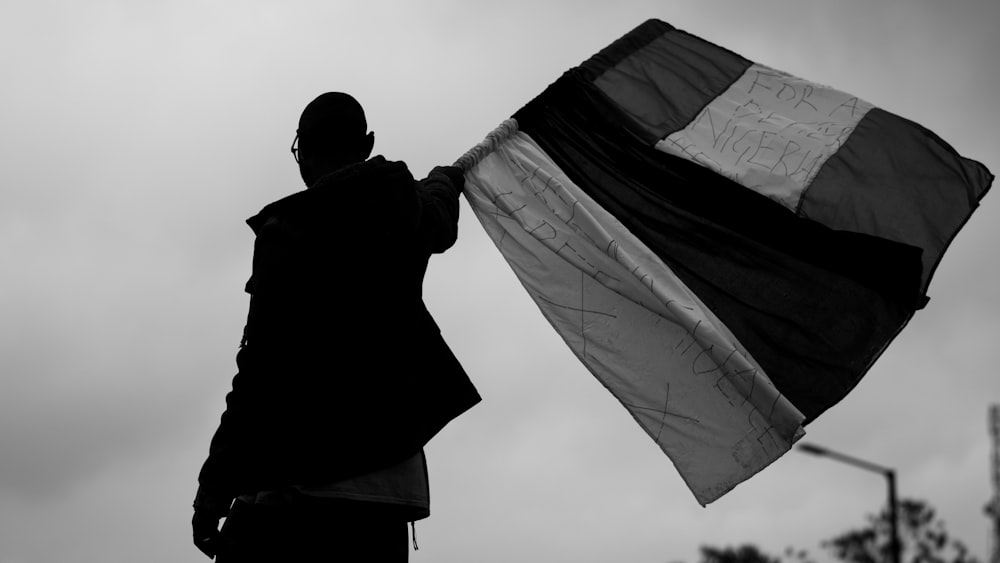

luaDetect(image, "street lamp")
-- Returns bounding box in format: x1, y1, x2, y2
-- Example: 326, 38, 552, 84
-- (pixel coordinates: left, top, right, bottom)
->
798, 443, 901, 563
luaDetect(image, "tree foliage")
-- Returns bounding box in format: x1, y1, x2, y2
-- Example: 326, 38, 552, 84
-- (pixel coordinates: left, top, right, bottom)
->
696, 498, 978, 563
699, 544, 782, 563
822, 498, 978, 563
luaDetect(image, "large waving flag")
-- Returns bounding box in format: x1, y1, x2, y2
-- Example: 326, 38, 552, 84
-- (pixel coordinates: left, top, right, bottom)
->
455, 19, 992, 505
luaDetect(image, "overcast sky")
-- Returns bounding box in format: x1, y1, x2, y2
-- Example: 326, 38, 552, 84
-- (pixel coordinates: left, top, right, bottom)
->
1, 1, 997, 562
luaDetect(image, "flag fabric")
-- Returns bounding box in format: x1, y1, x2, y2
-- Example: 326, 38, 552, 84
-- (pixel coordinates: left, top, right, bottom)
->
457, 19, 992, 505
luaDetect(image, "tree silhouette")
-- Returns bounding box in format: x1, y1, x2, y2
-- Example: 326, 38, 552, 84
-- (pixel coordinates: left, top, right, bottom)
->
822, 498, 978, 563
696, 498, 977, 563
699, 544, 781, 563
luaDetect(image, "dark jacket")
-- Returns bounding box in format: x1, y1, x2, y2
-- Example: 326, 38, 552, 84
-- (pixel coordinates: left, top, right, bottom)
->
197, 157, 481, 506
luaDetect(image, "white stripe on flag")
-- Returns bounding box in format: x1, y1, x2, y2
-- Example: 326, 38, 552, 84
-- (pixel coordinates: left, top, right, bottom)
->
464, 131, 806, 504
657, 63, 873, 211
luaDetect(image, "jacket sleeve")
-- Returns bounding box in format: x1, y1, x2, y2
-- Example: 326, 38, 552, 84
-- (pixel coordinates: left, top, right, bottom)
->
196, 217, 299, 503
195, 351, 261, 505
415, 166, 463, 254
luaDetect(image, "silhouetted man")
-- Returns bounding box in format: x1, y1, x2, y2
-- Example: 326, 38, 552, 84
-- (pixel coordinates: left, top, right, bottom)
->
192, 92, 480, 561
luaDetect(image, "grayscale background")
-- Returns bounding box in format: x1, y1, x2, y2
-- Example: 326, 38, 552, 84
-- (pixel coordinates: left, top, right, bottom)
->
2, 1, 997, 561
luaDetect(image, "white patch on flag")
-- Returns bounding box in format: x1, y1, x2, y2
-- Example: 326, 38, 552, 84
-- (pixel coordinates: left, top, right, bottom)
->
656, 64, 873, 211
464, 131, 806, 505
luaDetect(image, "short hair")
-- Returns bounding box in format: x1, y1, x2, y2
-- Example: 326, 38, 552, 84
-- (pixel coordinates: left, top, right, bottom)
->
296, 92, 368, 156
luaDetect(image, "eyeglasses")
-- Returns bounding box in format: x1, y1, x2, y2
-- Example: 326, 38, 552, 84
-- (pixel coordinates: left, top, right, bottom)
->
290, 134, 300, 163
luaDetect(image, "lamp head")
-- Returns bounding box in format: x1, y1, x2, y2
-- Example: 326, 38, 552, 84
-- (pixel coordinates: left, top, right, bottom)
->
797, 443, 828, 456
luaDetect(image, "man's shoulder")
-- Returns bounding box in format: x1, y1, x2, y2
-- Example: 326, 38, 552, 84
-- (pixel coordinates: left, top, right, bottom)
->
317, 155, 415, 191
245, 156, 421, 236
246, 194, 303, 235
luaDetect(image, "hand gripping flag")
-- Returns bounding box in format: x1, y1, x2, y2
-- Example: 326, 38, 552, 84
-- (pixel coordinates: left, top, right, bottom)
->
454, 19, 992, 505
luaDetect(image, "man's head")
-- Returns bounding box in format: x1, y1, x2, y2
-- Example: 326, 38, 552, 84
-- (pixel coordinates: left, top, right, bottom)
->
293, 92, 375, 186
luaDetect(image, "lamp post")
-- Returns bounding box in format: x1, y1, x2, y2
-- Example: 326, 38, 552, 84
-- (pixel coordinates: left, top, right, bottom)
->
798, 443, 901, 563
